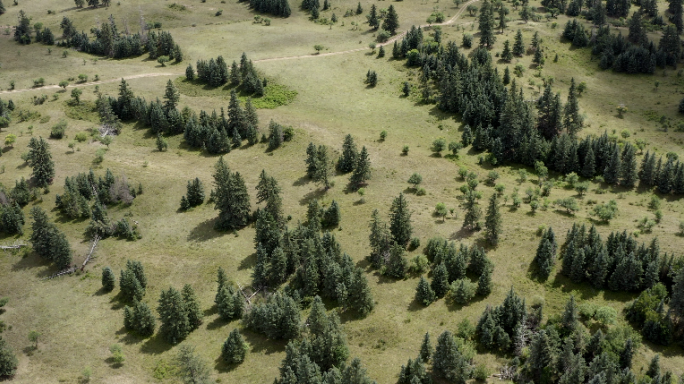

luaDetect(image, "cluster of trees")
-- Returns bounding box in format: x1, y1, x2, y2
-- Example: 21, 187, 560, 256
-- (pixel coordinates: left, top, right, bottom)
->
270, 296, 377, 383
309, 135, 371, 189
625, 266, 684, 345
190, 53, 264, 95
244, 0, 291, 17
245, 292, 301, 339
638, 151, 684, 195
215, 267, 245, 321
29, 207, 72, 269
180, 178, 205, 210
73, 0, 113, 8
533, 227, 558, 279
58, 15, 182, 60
213, 157, 251, 231
157, 285, 203, 343
0, 178, 29, 235
250, 170, 373, 315
56, 169, 140, 219
476, 288, 539, 353
85, 200, 141, 240
416, 238, 494, 307
559, 224, 683, 293
398, 330, 475, 384
118, 260, 147, 302
367, 193, 413, 277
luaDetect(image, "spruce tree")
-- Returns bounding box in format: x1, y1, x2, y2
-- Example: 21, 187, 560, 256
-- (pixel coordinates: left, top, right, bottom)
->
462, 125, 473, 146
162, 79, 180, 113
157, 287, 190, 344
479, 0, 497, 48
498, 6, 508, 32
431, 263, 450, 298
389, 193, 412, 246
620, 338, 634, 369
462, 188, 482, 230
620, 143, 638, 188
477, 264, 493, 296
582, 145, 596, 178
433, 331, 469, 382
337, 134, 358, 173
502, 40, 513, 62
563, 78, 583, 136
182, 284, 203, 331
484, 194, 502, 246
382, 5, 399, 34
305, 142, 319, 178
561, 295, 579, 334
102, 266, 116, 292
213, 157, 251, 231
368, 4, 379, 29
350, 146, 371, 187
313, 145, 332, 189
513, 29, 525, 56
669, 267, 684, 319
415, 276, 436, 306
503, 67, 511, 85
348, 268, 375, 316
603, 145, 621, 185
27, 137, 55, 187
222, 329, 248, 364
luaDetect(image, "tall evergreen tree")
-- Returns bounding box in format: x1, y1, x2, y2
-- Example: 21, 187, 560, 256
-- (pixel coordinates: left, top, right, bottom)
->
419, 332, 432, 363
337, 134, 358, 173
603, 145, 621, 185
415, 276, 436, 306
462, 188, 482, 230
157, 287, 190, 344
163, 79, 180, 113
222, 329, 248, 364
0, 337, 18, 378
213, 157, 251, 231
182, 284, 203, 331
563, 78, 583, 136
27, 137, 55, 187
477, 264, 493, 296
313, 145, 332, 190
479, 0, 497, 48
485, 194, 502, 246
389, 193, 412, 246
431, 263, 450, 298
102, 266, 116, 292
513, 29, 525, 56
502, 40, 513, 62
350, 146, 371, 187
382, 5, 399, 34
620, 143, 638, 188
368, 4, 379, 29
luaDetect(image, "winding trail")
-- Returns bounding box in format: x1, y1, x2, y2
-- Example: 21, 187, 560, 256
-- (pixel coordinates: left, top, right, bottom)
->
0, 0, 480, 96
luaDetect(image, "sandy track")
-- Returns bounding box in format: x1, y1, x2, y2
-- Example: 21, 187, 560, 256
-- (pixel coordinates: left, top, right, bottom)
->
0, 0, 480, 96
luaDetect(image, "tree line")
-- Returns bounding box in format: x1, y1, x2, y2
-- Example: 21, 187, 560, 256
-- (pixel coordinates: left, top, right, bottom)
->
189, 52, 265, 96
243, 0, 292, 17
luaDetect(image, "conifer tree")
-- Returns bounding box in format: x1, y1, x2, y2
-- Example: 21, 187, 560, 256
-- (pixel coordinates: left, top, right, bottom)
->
389, 193, 412, 246
419, 332, 432, 363
313, 145, 332, 190
485, 194, 502, 246
563, 78, 583, 136
305, 142, 318, 178
561, 295, 579, 334
570, 248, 585, 283
213, 157, 251, 231
157, 287, 190, 344
462, 188, 482, 230
222, 329, 248, 364
620, 143, 638, 188
163, 79, 180, 113
603, 145, 621, 185
498, 6, 508, 32
27, 137, 55, 187
433, 331, 469, 382
502, 40, 513, 62
383, 5, 399, 34
337, 134, 358, 173
620, 338, 634, 369
503, 66, 511, 85
477, 264, 493, 296
347, 268, 375, 316
670, 267, 684, 319
415, 276, 436, 306
462, 125, 473, 146
350, 146, 371, 187
431, 263, 450, 298
368, 4, 379, 29
513, 29, 525, 56
386, 243, 408, 278
102, 266, 116, 292
479, 0, 497, 48
185, 64, 195, 80
182, 284, 203, 331
582, 145, 596, 178
323, 200, 341, 227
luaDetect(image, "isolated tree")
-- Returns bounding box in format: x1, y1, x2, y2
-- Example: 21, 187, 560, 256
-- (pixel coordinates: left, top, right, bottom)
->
213, 157, 251, 231
485, 194, 502, 246
102, 267, 116, 292
350, 146, 371, 187
368, 4, 379, 29
313, 145, 332, 189
479, 0, 497, 48
416, 276, 436, 306
419, 332, 432, 362
222, 329, 248, 364
383, 5, 399, 34
27, 137, 55, 187
462, 188, 482, 229
389, 193, 412, 246
501, 40, 513, 62
513, 29, 525, 56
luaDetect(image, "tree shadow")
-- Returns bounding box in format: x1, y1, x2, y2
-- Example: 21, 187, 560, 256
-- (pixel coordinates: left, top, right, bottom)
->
206, 315, 231, 331
298, 188, 328, 206
139, 333, 174, 355
214, 355, 239, 373
241, 329, 287, 355
293, 175, 311, 187
238, 252, 256, 271
448, 226, 476, 241
407, 297, 426, 312
11, 252, 55, 278
187, 218, 225, 242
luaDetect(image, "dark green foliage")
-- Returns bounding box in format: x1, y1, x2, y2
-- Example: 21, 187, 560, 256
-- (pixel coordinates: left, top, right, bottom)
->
256, 170, 283, 223
461, 125, 473, 147
29, 207, 72, 269
120, 260, 147, 302
248, 0, 291, 17
461, 188, 482, 230
431, 263, 450, 298
184, 178, 205, 208
124, 300, 156, 337
0, 203, 24, 236
477, 264, 493, 296
350, 146, 371, 187
368, 4, 379, 29
222, 329, 248, 364
478, 0, 496, 48
216, 283, 244, 321
513, 29, 525, 56
382, 5, 399, 34
245, 292, 300, 340
385, 243, 409, 279
182, 284, 203, 331
27, 137, 55, 187
389, 193, 412, 246
102, 267, 116, 292
14, 10, 32, 44
323, 200, 341, 227
157, 287, 190, 344
484, 194, 501, 246
433, 331, 471, 382
185, 64, 195, 80
213, 157, 251, 231
0, 337, 18, 378
534, 228, 557, 279
416, 276, 435, 306
175, 345, 212, 384
337, 134, 358, 173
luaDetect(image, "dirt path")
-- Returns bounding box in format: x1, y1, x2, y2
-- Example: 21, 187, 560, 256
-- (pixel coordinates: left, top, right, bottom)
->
0, 0, 480, 96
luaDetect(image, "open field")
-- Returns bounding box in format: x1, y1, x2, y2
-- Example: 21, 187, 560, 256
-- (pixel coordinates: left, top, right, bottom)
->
1, 0, 684, 382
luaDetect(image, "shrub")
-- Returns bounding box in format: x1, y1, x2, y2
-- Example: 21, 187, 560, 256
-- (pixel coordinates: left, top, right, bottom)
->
402, 145, 409, 155
462, 34, 473, 48
376, 30, 390, 42
590, 200, 618, 222
75, 132, 88, 142
50, 120, 67, 139
416, 187, 426, 196
409, 237, 421, 250
432, 138, 447, 154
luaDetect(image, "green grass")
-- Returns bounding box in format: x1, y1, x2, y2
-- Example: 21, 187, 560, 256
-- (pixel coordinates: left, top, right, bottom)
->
0, 0, 684, 382
173, 77, 297, 108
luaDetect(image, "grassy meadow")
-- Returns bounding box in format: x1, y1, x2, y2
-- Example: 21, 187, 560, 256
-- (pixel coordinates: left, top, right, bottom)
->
1, 0, 684, 382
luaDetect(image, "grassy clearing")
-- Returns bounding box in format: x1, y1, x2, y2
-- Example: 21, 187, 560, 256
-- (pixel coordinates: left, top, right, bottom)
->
173, 77, 297, 108
0, 0, 684, 383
